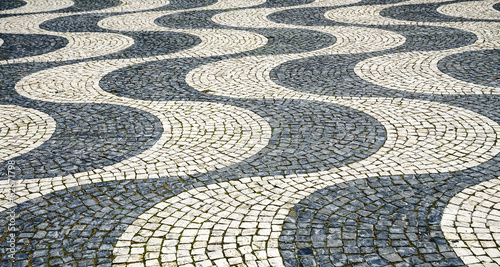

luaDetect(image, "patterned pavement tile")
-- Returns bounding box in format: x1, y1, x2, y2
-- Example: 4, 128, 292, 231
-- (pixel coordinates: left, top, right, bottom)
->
436, 0, 500, 21
0, 0, 74, 15
438, 49, 500, 88
441, 176, 500, 266
280, 149, 500, 267
58, 0, 122, 13
0, 33, 68, 61
379, 0, 500, 22
0, 103, 163, 179
39, 14, 203, 59
0, 105, 57, 163
0, 0, 499, 266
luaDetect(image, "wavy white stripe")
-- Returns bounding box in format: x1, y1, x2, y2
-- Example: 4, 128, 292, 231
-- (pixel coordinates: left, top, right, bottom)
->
0, 56, 272, 211
114, 95, 500, 265
98, 12, 269, 57
212, 8, 285, 28
185, 51, 500, 173
324, 1, 500, 45
0, 32, 134, 64
0, 0, 170, 15
437, 0, 500, 21
182, 27, 405, 98
210, 0, 363, 29
97, 11, 176, 31
0, 13, 135, 64
2, 2, 499, 267
332, 98, 500, 176
197, 0, 267, 10
354, 50, 500, 95
323, 2, 500, 95
211, 9, 406, 55
113, 176, 323, 266
91, 0, 170, 13
0, 100, 271, 211
95, 0, 267, 24
442, 177, 500, 265
0, 105, 56, 162
0, 13, 62, 34
0, 0, 73, 14
324, 0, 456, 25
8, 83, 500, 211
351, 20, 500, 95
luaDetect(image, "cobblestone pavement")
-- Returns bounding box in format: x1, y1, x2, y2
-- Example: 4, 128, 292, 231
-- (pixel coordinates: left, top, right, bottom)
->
0, 0, 499, 266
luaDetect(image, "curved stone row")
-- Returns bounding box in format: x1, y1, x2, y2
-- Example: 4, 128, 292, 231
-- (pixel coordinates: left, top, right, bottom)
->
0, 0, 172, 15
280, 162, 500, 267
210, 2, 360, 29
0, 0, 265, 64
0, 13, 135, 64
438, 49, 500, 88
98, 11, 269, 58
0, 0, 499, 266
381, 0, 500, 22
185, 25, 480, 98
324, 0, 497, 25
154, 10, 343, 57
0, 105, 56, 162
2, 32, 134, 64
87, 0, 171, 14
3, 141, 495, 266
0, 33, 67, 61
56, 0, 122, 13
0, 103, 163, 179
436, 0, 500, 21
441, 176, 500, 266
322, 1, 500, 95
0, 0, 73, 14
39, 12, 205, 59
353, 50, 500, 95
182, 25, 405, 97
0, 96, 385, 265
0, 94, 273, 198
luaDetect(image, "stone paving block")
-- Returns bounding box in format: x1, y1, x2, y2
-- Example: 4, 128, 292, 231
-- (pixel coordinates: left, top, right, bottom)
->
0, 0, 499, 266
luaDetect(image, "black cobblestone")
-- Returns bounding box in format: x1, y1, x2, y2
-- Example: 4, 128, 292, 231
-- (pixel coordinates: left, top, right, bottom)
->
280, 156, 500, 266
0, 103, 163, 179
438, 49, 500, 88
0, 0, 499, 266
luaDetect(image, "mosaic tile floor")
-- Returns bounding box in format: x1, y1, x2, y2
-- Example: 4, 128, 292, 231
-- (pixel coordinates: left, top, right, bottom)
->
0, 0, 499, 266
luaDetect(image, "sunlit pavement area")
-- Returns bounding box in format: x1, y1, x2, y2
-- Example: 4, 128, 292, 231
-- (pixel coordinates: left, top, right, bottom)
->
0, 0, 500, 266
